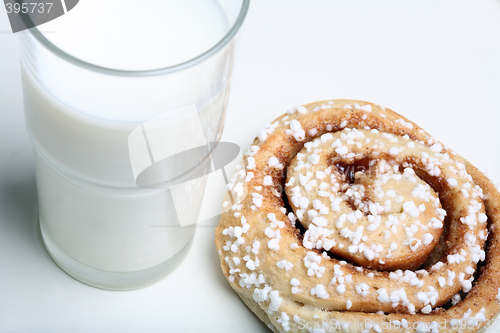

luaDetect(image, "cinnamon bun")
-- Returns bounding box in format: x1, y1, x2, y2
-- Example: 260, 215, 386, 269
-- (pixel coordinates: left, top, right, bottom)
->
215, 99, 500, 333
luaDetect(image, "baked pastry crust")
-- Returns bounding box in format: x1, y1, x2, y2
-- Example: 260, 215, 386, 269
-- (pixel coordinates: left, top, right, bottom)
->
215, 99, 500, 333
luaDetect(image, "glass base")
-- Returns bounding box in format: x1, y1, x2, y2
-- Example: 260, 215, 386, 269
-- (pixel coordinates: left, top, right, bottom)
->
40, 218, 194, 290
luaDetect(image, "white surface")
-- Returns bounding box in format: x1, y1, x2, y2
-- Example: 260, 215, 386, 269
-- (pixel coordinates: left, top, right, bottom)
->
1, 1, 500, 332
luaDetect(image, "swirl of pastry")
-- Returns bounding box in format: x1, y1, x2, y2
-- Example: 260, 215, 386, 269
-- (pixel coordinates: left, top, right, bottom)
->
215, 99, 500, 333
286, 128, 447, 271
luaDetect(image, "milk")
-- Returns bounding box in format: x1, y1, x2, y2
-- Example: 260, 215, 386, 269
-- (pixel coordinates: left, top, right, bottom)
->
34, 0, 231, 121
20, 0, 234, 285
43, 0, 230, 72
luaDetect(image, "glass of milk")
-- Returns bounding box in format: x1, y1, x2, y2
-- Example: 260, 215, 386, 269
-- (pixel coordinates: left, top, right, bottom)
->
19, 0, 249, 290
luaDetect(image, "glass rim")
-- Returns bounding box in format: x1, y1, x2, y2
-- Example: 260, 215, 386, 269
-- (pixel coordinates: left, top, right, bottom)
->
24, 0, 250, 77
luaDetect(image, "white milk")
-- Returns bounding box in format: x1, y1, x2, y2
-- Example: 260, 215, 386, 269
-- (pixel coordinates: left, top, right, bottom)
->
43, 0, 229, 71
37, 0, 230, 120
21, 0, 233, 281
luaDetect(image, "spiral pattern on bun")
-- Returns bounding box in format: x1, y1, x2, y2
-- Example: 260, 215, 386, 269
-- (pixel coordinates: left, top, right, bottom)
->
215, 100, 500, 333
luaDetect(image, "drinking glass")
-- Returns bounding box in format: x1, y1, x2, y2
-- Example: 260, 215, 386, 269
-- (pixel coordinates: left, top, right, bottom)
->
19, 0, 249, 290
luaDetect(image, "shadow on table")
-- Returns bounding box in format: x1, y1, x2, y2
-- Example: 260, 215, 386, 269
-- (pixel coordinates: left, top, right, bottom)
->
0, 175, 49, 258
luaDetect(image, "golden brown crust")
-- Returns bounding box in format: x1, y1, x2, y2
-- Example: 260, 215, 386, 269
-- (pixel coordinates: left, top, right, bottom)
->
215, 99, 500, 333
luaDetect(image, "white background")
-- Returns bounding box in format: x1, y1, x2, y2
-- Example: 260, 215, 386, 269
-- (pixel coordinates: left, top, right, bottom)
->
1, 1, 500, 332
